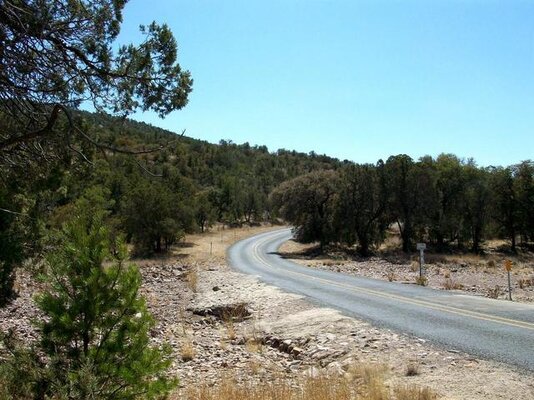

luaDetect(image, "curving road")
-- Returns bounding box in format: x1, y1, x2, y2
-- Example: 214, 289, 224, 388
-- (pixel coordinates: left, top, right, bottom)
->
228, 228, 534, 371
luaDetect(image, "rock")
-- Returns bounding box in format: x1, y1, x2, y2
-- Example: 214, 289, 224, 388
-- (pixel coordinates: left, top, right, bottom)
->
291, 346, 304, 357
326, 361, 343, 376
325, 333, 336, 341
189, 302, 251, 322
312, 350, 332, 361
268, 337, 280, 348
212, 286, 221, 291
288, 360, 301, 371
340, 357, 355, 371
279, 339, 292, 352
305, 366, 321, 378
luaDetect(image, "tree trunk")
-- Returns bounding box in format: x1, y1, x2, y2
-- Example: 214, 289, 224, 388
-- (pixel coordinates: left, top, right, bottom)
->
401, 222, 412, 253
472, 226, 481, 254
436, 232, 444, 251
359, 235, 370, 257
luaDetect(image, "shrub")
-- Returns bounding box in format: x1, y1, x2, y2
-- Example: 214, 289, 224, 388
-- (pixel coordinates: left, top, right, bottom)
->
415, 276, 427, 286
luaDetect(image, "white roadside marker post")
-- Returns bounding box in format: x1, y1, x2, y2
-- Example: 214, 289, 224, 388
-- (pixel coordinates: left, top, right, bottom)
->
417, 243, 426, 281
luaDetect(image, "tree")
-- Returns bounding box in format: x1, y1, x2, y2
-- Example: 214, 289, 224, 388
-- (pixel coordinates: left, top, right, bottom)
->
384, 155, 435, 252
242, 182, 265, 224
428, 154, 467, 249
463, 163, 491, 253
514, 161, 534, 245
491, 167, 520, 252
384, 155, 418, 252
194, 189, 217, 232
0, 0, 192, 306
0, 0, 192, 162
270, 170, 338, 251
0, 194, 176, 399
334, 163, 387, 256
122, 180, 185, 254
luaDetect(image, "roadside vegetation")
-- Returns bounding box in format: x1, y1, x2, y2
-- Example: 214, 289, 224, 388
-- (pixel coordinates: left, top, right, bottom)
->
182, 365, 438, 400
270, 155, 534, 257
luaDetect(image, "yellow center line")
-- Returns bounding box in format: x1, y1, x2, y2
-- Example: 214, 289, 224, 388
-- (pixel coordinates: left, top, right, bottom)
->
250, 235, 534, 332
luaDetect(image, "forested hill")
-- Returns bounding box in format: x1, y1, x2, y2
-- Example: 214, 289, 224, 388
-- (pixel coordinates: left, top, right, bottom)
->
78, 110, 344, 227
79, 110, 343, 186
1, 109, 343, 266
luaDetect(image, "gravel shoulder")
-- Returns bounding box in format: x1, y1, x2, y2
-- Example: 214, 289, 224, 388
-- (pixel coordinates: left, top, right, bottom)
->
279, 240, 534, 303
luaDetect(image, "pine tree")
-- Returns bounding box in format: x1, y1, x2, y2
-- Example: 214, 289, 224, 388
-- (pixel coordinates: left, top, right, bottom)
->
2, 193, 177, 399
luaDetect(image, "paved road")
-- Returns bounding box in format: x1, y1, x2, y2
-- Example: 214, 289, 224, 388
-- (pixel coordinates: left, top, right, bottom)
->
228, 228, 534, 371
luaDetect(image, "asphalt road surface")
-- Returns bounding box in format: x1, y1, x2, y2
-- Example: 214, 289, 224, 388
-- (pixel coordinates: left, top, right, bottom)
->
228, 228, 534, 371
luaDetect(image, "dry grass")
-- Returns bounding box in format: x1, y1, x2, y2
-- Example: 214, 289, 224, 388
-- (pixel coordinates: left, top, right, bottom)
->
442, 278, 464, 290
248, 360, 262, 375
245, 338, 263, 353
222, 304, 247, 341
424, 254, 449, 265
178, 224, 283, 263
415, 276, 427, 286
487, 285, 501, 299
244, 323, 263, 353
378, 233, 403, 252
219, 337, 228, 350
244, 316, 264, 353
182, 366, 438, 400
410, 261, 419, 272
218, 304, 254, 344
395, 385, 438, 400
518, 277, 533, 289
323, 260, 338, 267
186, 268, 198, 292
181, 338, 196, 361
184, 377, 297, 400
222, 303, 250, 322
224, 320, 237, 341
218, 303, 250, 342
347, 363, 388, 384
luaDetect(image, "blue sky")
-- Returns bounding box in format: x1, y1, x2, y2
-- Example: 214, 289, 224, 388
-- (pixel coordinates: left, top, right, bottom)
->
117, 0, 533, 166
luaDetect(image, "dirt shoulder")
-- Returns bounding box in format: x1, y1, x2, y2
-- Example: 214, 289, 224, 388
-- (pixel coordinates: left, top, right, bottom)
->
279, 240, 534, 303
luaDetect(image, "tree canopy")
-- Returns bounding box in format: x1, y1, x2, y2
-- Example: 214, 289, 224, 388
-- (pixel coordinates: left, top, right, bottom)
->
270, 156, 534, 255
0, 0, 192, 163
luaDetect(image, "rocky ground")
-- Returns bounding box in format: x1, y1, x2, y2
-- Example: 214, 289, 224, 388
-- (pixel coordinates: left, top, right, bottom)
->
154, 258, 533, 399
279, 240, 534, 303
2, 226, 534, 400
